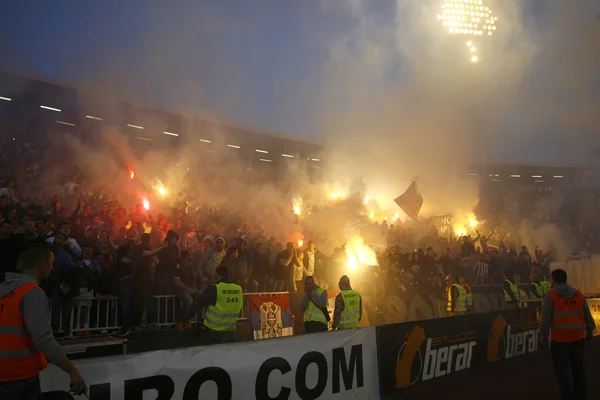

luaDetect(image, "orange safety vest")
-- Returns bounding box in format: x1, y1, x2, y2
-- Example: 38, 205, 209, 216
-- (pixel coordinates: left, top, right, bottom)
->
0, 282, 48, 381
549, 289, 586, 343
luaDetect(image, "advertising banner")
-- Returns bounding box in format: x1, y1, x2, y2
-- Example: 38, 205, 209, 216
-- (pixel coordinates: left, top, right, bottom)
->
376, 307, 540, 399
41, 327, 379, 400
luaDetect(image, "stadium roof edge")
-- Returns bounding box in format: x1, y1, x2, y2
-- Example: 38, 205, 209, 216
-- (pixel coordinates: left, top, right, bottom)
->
0, 67, 323, 147
471, 162, 591, 170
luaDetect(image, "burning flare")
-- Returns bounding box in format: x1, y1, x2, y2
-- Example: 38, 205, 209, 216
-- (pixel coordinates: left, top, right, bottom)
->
345, 236, 378, 271
143, 199, 150, 211
292, 198, 302, 216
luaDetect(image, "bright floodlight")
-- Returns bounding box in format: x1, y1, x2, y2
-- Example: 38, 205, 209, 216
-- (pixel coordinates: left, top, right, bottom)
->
437, 0, 498, 62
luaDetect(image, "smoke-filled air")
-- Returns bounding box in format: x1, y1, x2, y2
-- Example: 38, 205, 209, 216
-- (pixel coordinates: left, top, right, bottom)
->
4, 0, 600, 265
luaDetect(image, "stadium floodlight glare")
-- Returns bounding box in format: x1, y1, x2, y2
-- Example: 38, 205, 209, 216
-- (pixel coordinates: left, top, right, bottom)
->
227, 144, 240, 149
127, 124, 144, 130
163, 131, 179, 137
311, 158, 320, 161
438, 1, 498, 62
281, 154, 294, 158
199, 139, 211, 143
136, 136, 153, 141
259, 158, 272, 163
85, 115, 103, 120
510, 174, 521, 178
532, 175, 542, 178
553, 175, 564, 178
56, 121, 75, 126
0, 96, 11, 101
40, 105, 61, 112
255, 149, 268, 153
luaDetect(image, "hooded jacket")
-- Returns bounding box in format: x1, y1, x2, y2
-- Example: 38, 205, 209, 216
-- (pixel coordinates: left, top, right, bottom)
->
0, 273, 67, 366
540, 282, 596, 341
197, 237, 226, 277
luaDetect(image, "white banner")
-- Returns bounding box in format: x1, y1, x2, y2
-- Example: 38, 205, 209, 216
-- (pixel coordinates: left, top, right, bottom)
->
40, 327, 379, 400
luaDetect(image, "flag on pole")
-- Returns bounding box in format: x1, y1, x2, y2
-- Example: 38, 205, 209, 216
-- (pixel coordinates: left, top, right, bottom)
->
394, 179, 423, 220
248, 294, 294, 339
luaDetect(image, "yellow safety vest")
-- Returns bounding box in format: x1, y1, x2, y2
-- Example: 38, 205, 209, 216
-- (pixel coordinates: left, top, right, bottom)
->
339, 289, 361, 330
530, 282, 543, 299
204, 282, 243, 332
303, 287, 328, 325
504, 279, 520, 303
540, 280, 551, 297
447, 284, 467, 313
463, 284, 473, 308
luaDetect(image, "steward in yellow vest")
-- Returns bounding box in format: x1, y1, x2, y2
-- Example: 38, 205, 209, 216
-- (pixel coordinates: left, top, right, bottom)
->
459, 275, 473, 312
444, 275, 467, 316
333, 275, 362, 330
502, 272, 520, 307
300, 276, 329, 333
199, 266, 243, 345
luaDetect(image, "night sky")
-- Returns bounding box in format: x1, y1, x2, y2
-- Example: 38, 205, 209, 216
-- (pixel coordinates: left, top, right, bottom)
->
1, 0, 598, 161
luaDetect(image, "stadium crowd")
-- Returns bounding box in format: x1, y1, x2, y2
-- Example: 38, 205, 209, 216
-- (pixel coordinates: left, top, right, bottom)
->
0, 136, 597, 336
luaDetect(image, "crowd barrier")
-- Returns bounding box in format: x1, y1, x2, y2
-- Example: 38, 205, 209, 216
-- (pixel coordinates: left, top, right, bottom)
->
52, 292, 290, 337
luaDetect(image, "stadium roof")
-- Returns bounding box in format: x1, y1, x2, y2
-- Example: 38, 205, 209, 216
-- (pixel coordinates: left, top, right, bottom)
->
0, 67, 323, 147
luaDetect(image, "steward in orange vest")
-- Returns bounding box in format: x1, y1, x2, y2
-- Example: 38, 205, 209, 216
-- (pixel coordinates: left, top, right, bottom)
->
540, 268, 595, 400
0, 244, 87, 398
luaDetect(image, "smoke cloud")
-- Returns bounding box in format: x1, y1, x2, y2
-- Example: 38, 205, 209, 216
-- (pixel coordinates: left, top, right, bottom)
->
4, 0, 600, 257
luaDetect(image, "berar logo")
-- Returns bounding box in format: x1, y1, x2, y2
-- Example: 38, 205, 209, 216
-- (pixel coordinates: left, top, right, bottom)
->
487, 312, 540, 362
395, 325, 477, 388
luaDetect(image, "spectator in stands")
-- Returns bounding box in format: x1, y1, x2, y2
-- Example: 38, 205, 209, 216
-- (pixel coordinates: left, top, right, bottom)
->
197, 237, 226, 288
47, 222, 82, 259
0, 220, 26, 273
117, 240, 135, 333
49, 232, 77, 333
273, 242, 295, 292
304, 241, 326, 279
155, 230, 180, 294
98, 203, 112, 233
293, 250, 305, 293
460, 235, 475, 257
19, 219, 38, 241
251, 242, 270, 291
438, 248, 456, 277
300, 276, 329, 333
132, 234, 165, 328
0, 244, 87, 397
80, 204, 94, 228
234, 238, 252, 291
173, 251, 200, 331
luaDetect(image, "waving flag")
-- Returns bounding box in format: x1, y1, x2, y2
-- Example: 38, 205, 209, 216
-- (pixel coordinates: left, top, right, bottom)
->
394, 179, 423, 220
248, 294, 294, 339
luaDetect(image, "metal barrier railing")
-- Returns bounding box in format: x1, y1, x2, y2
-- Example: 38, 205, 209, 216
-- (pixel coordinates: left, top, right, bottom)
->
52, 292, 291, 337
